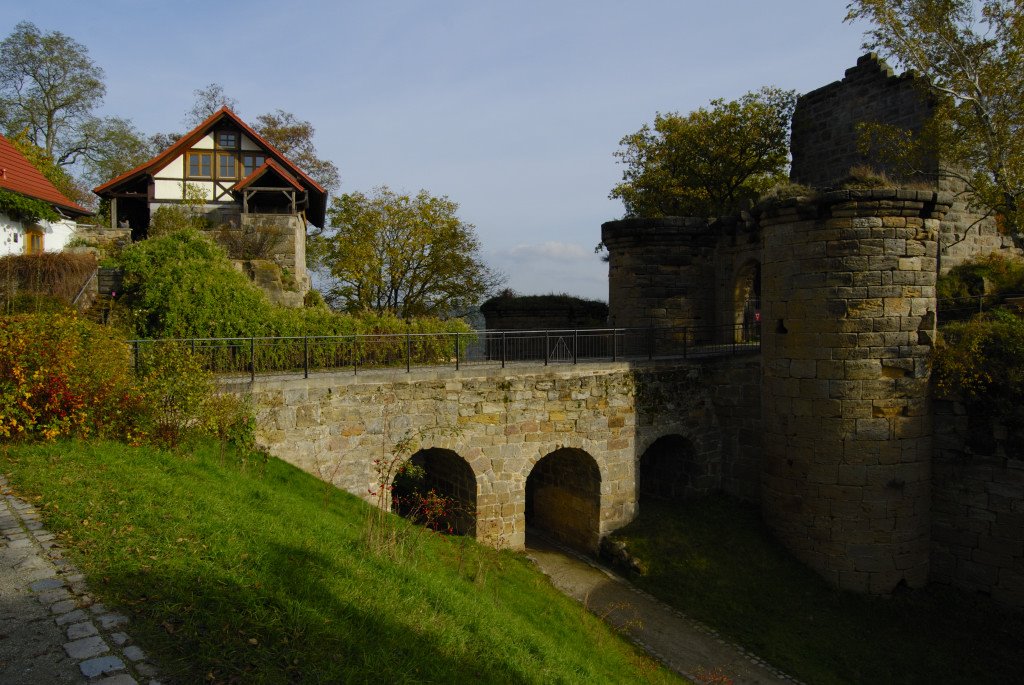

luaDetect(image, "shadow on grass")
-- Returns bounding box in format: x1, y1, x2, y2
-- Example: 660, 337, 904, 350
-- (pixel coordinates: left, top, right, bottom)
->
107, 539, 530, 684
609, 495, 1024, 685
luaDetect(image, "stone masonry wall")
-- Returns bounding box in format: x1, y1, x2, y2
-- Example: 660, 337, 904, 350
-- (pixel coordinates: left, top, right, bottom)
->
931, 400, 1024, 607
790, 52, 1016, 272
790, 53, 933, 188
601, 217, 717, 331
760, 189, 948, 594
704, 357, 763, 503
223, 360, 743, 551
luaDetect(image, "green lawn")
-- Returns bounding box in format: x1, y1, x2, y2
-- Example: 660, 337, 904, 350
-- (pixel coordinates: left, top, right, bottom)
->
1, 440, 679, 684
607, 495, 1024, 685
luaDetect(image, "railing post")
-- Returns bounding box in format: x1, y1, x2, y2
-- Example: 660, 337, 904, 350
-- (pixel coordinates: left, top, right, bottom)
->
648, 326, 654, 360
573, 329, 578, 364
544, 330, 549, 366
250, 337, 255, 382
455, 331, 460, 371
406, 329, 412, 373
303, 336, 309, 379
501, 331, 506, 369
611, 328, 616, 362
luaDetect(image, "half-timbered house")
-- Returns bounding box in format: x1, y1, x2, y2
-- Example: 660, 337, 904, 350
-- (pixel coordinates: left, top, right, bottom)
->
93, 107, 326, 296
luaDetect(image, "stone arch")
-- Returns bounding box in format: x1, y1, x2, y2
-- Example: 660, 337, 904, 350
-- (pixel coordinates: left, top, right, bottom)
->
638, 434, 699, 503
733, 259, 761, 343
391, 448, 477, 536
525, 448, 601, 554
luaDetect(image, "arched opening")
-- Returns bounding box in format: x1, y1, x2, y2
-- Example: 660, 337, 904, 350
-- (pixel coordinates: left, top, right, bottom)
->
638, 435, 699, 504
525, 448, 601, 553
733, 260, 761, 343
391, 448, 476, 536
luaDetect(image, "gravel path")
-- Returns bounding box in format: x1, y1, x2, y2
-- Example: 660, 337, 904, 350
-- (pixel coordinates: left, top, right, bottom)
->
0, 476, 160, 684
526, 533, 802, 685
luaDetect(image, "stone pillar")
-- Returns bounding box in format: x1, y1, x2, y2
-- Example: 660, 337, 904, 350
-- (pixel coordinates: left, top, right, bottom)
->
760, 189, 950, 594
600, 217, 716, 331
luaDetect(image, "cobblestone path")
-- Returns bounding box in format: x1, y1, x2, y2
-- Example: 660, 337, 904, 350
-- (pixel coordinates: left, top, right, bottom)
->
0, 476, 160, 684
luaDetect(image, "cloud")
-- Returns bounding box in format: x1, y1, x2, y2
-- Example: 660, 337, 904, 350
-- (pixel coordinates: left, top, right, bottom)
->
499, 241, 594, 262
486, 241, 607, 301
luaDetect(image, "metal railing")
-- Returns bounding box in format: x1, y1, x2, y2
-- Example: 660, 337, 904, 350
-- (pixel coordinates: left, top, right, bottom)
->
127, 322, 761, 381
71, 267, 99, 310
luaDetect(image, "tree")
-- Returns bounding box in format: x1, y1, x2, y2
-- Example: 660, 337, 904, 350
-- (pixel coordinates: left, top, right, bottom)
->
846, 0, 1024, 233
317, 186, 503, 317
253, 109, 340, 193
78, 116, 155, 186
610, 87, 797, 218
183, 82, 239, 128
0, 22, 105, 167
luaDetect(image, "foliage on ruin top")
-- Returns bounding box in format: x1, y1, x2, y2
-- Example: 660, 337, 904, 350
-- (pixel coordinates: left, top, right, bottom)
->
611, 87, 797, 219
937, 252, 1024, 305
480, 291, 608, 319
847, 0, 1024, 234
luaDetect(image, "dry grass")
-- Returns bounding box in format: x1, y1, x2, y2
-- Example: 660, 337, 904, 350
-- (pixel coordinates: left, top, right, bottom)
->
0, 252, 97, 311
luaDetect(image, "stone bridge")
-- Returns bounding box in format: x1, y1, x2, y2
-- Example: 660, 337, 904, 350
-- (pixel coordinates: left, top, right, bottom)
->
222, 357, 761, 553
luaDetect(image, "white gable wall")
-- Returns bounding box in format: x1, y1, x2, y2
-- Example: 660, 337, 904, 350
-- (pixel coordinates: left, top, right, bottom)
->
0, 211, 78, 256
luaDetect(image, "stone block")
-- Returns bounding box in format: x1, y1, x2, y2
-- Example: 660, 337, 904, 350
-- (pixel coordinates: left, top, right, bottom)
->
65, 635, 109, 660
79, 656, 125, 679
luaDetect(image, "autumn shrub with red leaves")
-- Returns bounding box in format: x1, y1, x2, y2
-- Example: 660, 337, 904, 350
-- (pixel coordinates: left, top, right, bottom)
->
0, 313, 147, 442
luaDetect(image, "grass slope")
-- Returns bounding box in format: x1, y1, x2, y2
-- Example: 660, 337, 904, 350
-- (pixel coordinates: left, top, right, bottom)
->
1, 441, 678, 684
609, 496, 1024, 685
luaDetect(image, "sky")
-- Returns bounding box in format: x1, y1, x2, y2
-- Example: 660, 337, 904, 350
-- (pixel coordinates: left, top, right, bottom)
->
2, 1, 870, 301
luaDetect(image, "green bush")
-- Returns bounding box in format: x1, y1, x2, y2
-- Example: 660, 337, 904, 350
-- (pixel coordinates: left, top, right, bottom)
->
116, 228, 277, 338
113, 229, 472, 371
136, 342, 215, 449
0, 187, 60, 223
933, 308, 1024, 416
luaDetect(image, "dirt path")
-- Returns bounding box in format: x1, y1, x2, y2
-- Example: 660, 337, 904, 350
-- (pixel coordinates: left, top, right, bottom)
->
525, 534, 799, 685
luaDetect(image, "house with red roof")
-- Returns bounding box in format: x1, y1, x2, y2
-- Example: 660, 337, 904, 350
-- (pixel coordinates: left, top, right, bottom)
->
0, 135, 91, 256
93, 107, 327, 301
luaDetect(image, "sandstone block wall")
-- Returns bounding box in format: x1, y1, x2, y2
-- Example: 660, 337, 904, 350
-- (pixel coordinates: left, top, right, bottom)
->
932, 400, 1024, 607
760, 189, 948, 594
705, 358, 763, 503
224, 360, 742, 551
790, 53, 932, 188
601, 217, 717, 332
790, 52, 1016, 272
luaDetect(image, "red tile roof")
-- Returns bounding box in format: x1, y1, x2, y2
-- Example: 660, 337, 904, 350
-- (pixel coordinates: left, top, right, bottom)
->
0, 135, 90, 217
93, 107, 327, 227
231, 159, 305, 192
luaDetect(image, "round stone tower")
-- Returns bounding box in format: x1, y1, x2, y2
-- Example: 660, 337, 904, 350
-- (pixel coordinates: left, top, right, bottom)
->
600, 217, 716, 330
759, 189, 950, 594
